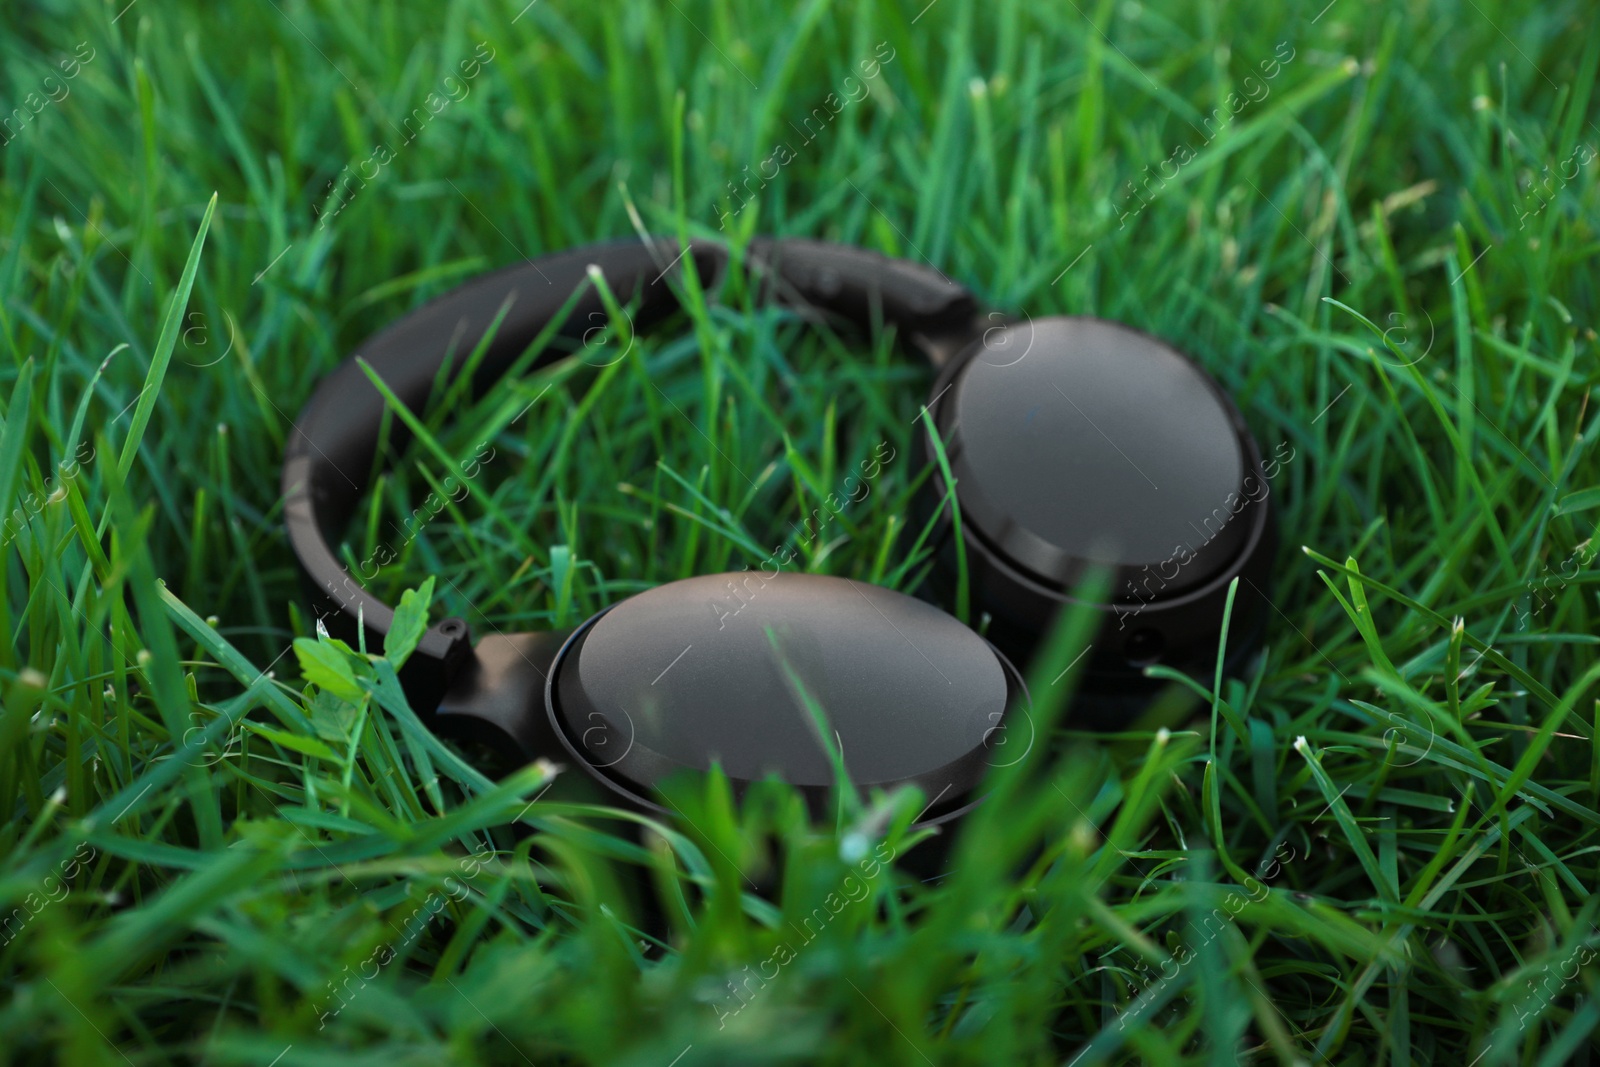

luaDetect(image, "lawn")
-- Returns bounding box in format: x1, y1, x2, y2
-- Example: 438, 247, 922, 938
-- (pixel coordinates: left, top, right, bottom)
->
1, 0, 1598, 1063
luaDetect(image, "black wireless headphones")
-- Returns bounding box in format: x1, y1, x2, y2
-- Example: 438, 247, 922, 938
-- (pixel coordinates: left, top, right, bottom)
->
282, 237, 1276, 828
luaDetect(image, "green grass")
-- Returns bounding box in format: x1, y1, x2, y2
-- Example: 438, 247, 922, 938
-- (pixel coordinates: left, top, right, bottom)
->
2, 0, 1599, 1062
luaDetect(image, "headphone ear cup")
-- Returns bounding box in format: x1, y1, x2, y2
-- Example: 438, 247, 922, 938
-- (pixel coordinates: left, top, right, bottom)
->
912, 316, 1279, 717
543, 571, 1026, 823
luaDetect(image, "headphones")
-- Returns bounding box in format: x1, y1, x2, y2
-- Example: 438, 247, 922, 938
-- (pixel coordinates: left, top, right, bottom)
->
282, 237, 1276, 828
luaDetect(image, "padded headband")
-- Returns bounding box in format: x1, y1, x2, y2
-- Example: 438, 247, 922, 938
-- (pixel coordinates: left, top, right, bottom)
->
282, 237, 983, 709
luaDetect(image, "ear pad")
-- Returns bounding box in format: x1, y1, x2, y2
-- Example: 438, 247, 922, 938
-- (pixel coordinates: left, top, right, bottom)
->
916, 317, 1278, 710
547, 572, 1027, 822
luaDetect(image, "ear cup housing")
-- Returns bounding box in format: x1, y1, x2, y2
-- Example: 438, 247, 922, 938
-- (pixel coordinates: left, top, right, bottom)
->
913, 317, 1278, 722
545, 572, 1028, 824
